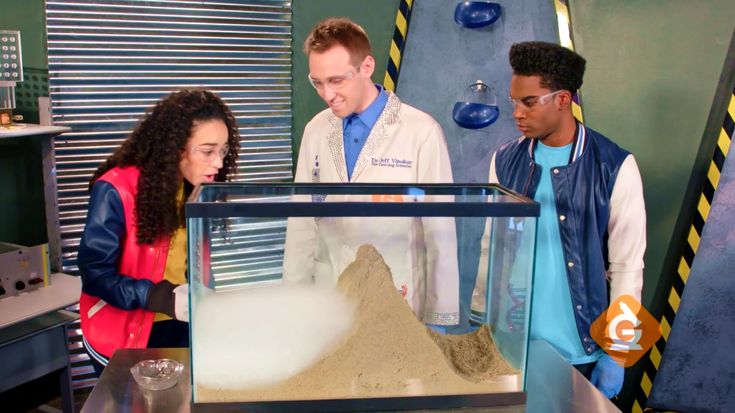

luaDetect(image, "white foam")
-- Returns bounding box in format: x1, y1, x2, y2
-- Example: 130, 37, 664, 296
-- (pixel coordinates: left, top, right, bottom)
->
192, 283, 355, 390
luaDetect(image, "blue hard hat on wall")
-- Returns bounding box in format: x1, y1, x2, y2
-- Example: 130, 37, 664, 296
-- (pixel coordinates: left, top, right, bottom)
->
454, 1, 502, 29
453, 80, 499, 130
453, 102, 499, 129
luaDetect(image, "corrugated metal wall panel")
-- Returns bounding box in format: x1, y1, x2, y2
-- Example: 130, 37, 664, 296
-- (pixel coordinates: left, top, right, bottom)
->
46, 0, 293, 389
46, 0, 293, 275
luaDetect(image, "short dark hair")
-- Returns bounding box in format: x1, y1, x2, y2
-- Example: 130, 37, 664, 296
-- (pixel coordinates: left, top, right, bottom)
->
304, 17, 371, 66
509, 41, 586, 93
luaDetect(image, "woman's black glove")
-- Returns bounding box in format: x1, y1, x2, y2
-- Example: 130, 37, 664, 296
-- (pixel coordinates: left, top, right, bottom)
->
145, 280, 176, 318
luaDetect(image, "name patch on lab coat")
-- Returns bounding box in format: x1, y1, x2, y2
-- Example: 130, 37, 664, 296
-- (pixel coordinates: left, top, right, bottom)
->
371, 157, 413, 168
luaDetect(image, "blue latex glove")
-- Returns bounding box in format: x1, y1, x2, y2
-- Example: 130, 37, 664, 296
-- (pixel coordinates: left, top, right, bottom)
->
427, 324, 447, 334
590, 355, 624, 398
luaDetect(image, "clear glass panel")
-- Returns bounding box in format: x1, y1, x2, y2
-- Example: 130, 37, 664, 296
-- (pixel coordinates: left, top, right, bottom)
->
187, 183, 537, 409
469, 216, 537, 388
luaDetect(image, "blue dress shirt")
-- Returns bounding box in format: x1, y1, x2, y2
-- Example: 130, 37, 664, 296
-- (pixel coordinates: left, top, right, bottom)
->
342, 85, 388, 180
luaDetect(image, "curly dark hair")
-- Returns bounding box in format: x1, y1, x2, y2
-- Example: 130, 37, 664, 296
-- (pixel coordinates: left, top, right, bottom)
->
89, 89, 240, 245
509, 41, 586, 93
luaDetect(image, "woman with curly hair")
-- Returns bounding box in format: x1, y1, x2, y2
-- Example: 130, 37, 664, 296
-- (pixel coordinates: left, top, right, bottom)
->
77, 89, 240, 376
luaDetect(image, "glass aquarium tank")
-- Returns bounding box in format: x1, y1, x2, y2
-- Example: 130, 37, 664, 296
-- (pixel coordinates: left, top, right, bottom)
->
186, 183, 538, 412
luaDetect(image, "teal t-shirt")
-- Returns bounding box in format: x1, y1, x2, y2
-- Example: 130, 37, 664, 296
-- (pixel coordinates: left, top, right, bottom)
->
531, 141, 603, 364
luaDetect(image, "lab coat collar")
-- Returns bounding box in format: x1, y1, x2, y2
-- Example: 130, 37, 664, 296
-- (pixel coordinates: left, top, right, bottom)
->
325, 91, 402, 182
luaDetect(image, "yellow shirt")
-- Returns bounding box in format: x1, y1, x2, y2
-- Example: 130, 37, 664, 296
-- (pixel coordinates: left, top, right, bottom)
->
154, 186, 187, 321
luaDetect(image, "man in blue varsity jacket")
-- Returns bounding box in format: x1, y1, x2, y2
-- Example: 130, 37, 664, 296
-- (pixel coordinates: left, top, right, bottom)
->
474, 41, 647, 399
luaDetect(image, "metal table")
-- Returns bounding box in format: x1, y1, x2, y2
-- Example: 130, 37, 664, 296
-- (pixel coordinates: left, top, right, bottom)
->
81, 340, 619, 412
0, 273, 81, 413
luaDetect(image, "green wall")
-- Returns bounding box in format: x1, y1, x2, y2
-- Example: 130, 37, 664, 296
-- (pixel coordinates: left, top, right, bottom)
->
0, 0, 48, 246
0, 0, 48, 123
0, 136, 48, 247
569, 1, 735, 309
0, 0, 47, 69
291, 0, 400, 169
569, 1, 735, 409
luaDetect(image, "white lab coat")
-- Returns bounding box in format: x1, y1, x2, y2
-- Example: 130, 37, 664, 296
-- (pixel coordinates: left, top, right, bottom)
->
283, 92, 459, 325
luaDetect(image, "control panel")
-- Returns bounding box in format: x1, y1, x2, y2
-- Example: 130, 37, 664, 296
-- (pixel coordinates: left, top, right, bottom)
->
0, 241, 49, 299
0, 30, 22, 82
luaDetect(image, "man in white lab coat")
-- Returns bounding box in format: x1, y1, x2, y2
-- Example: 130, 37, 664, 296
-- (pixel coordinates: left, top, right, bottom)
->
282, 17, 459, 327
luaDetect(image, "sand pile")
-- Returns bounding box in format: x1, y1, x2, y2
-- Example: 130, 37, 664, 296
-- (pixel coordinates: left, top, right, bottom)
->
428, 325, 514, 382
197, 244, 518, 401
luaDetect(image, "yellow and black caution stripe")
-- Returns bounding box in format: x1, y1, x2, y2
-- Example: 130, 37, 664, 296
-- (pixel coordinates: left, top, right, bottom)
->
633, 87, 735, 413
383, 0, 413, 92
553, 0, 584, 122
